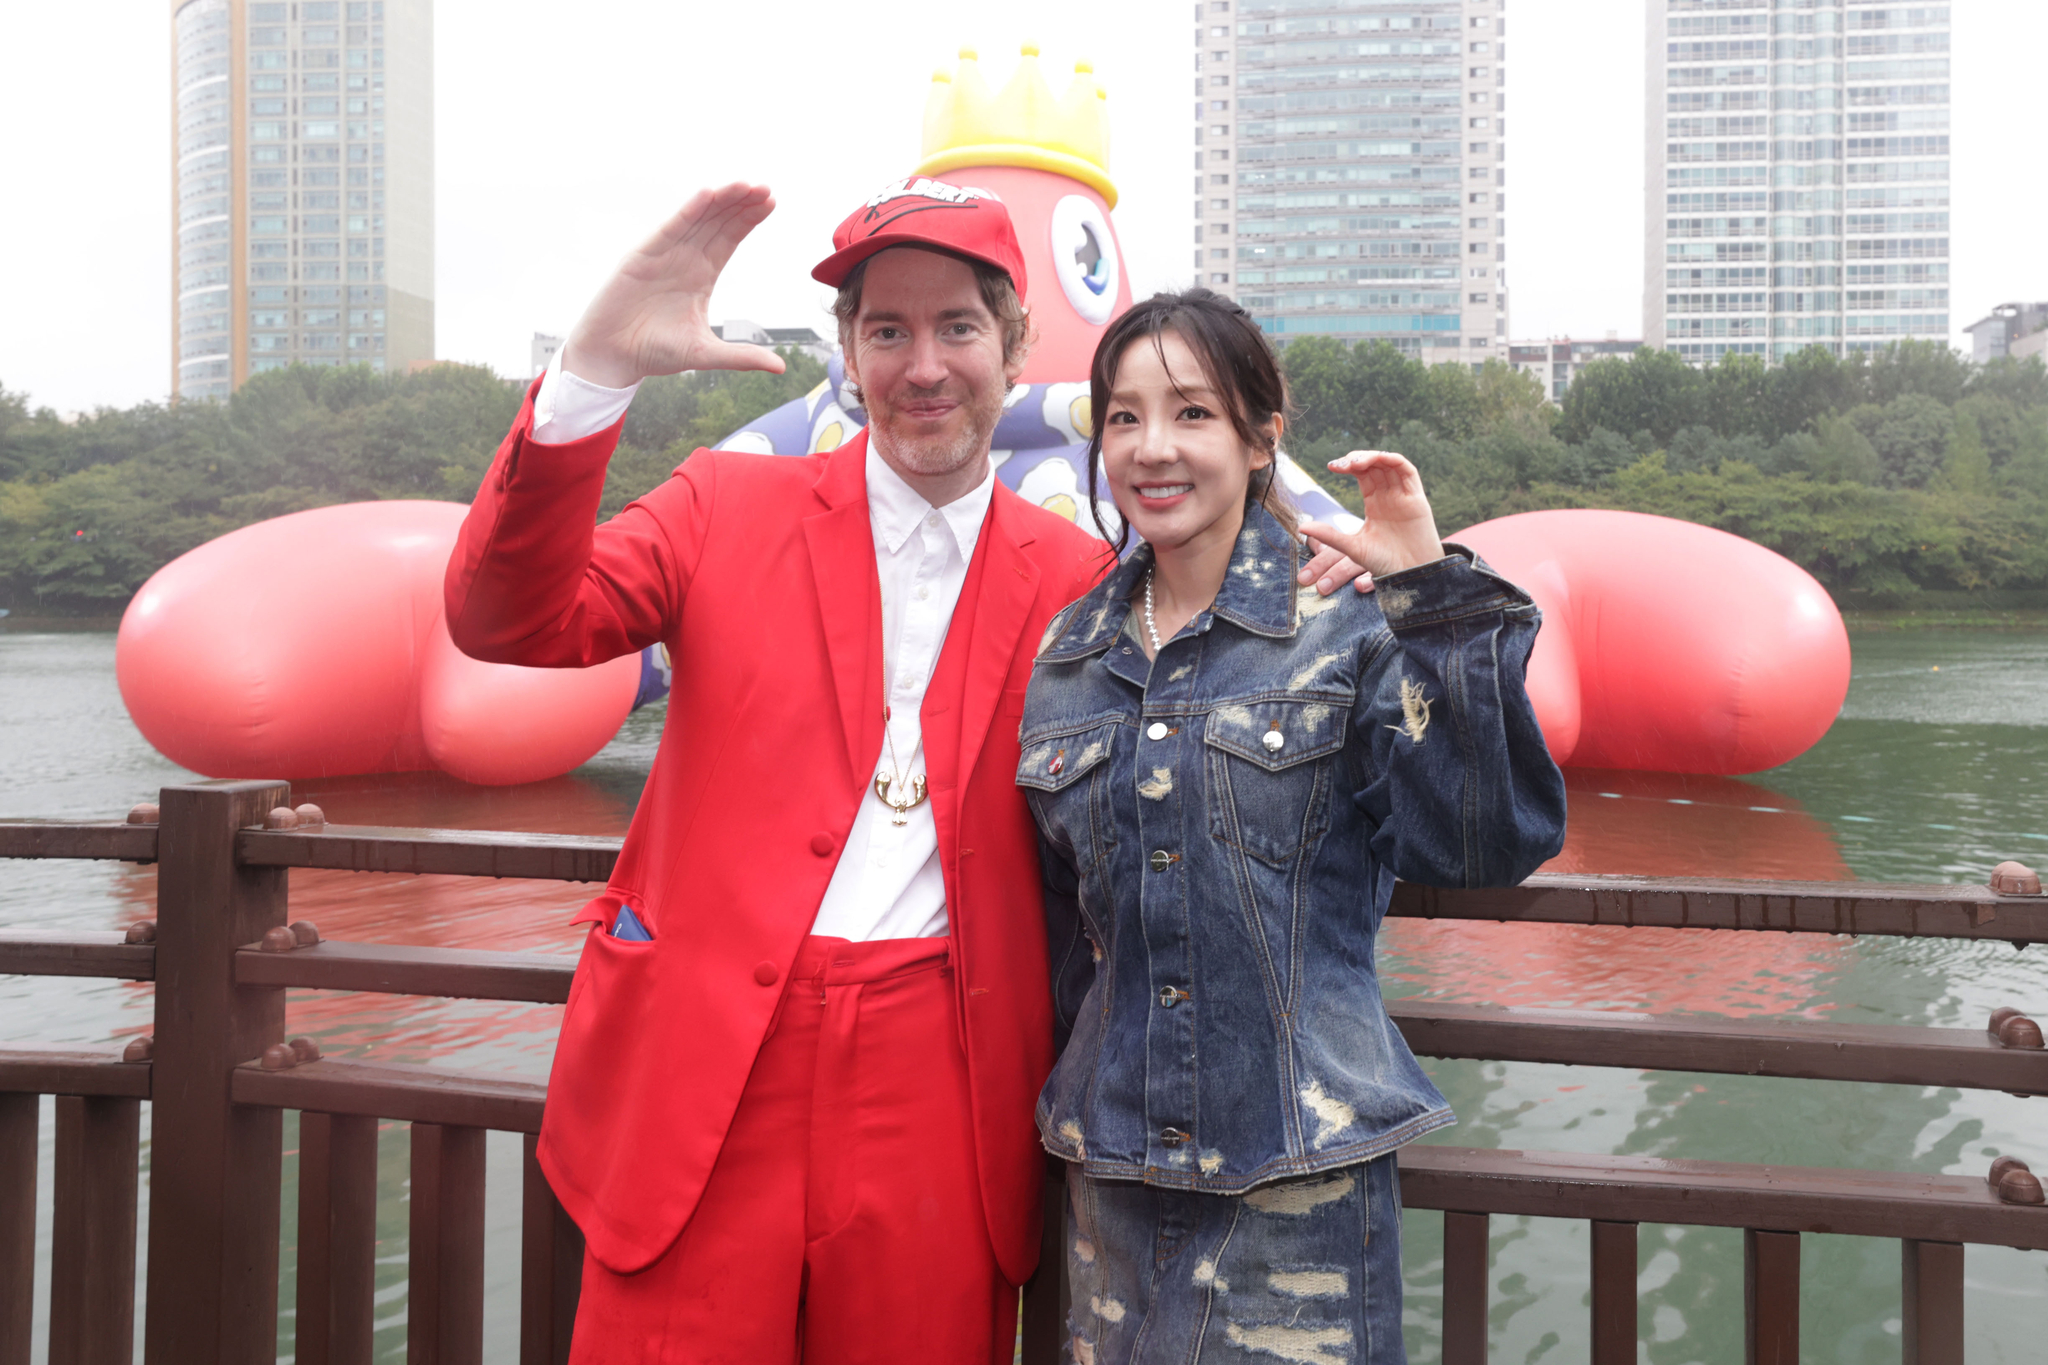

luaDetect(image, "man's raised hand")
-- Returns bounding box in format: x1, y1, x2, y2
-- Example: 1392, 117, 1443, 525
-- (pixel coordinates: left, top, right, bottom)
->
562, 184, 787, 389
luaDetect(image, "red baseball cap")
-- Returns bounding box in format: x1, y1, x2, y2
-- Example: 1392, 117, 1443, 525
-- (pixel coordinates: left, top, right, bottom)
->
811, 176, 1029, 296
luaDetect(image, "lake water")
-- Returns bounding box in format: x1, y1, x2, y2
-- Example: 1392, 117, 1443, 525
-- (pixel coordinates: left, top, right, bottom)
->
2, 627, 2045, 1362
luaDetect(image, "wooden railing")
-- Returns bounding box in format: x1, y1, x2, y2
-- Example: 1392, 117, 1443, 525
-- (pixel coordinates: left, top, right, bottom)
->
1, 778, 2044, 1364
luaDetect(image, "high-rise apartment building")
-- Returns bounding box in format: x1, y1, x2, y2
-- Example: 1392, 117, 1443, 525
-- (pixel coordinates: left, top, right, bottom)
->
1646, 0, 1949, 367
1194, 0, 1508, 362
171, 0, 433, 402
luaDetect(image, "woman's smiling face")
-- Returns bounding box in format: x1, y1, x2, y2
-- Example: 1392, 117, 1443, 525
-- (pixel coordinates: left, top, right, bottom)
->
1099, 328, 1277, 554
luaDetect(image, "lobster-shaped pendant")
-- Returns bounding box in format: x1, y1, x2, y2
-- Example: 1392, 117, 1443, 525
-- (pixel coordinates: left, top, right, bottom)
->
874, 770, 930, 826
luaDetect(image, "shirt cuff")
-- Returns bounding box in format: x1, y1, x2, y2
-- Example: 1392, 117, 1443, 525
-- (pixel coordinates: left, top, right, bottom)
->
531, 346, 640, 445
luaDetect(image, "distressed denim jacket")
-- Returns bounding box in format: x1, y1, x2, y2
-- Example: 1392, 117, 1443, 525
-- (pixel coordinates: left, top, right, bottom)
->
1019, 504, 1567, 1193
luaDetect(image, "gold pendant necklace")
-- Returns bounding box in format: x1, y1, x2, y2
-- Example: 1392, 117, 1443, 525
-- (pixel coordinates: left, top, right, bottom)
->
874, 705, 930, 826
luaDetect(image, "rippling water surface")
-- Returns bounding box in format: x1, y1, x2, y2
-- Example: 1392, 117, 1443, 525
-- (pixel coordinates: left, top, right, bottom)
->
2, 628, 2044, 1362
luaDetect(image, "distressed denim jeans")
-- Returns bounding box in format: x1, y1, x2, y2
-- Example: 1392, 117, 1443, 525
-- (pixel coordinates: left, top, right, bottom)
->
1062, 1154, 1406, 1365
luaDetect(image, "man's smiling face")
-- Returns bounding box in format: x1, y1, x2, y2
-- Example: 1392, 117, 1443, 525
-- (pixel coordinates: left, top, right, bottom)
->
845, 247, 1023, 488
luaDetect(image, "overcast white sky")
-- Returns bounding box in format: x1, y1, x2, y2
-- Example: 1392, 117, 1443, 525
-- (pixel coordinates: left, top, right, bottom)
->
3, 0, 2041, 414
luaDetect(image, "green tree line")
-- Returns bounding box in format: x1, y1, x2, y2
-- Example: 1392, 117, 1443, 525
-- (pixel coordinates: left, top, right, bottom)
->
1282, 338, 2048, 602
4, 339, 2043, 616
0, 352, 825, 617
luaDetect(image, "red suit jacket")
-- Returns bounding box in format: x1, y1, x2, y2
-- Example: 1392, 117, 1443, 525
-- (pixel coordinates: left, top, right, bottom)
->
444, 385, 1107, 1281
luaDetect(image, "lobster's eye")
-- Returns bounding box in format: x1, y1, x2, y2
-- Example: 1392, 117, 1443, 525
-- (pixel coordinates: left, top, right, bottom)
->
1048, 195, 1120, 326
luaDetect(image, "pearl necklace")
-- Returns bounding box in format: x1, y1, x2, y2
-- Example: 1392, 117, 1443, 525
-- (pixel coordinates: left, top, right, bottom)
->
1143, 570, 1164, 654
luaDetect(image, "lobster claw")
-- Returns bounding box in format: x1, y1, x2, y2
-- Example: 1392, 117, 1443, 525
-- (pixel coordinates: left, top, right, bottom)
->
873, 770, 931, 825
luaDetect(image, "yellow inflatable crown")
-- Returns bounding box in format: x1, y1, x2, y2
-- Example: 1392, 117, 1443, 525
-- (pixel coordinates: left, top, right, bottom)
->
916, 45, 1117, 208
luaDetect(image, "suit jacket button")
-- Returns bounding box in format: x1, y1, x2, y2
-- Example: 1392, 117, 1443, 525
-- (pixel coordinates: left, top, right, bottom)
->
809, 833, 835, 857
753, 961, 779, 987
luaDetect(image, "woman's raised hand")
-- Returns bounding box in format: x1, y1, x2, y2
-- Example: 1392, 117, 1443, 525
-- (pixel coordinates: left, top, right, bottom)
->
561, 183, 788, 389
1298, 450, 1446, 581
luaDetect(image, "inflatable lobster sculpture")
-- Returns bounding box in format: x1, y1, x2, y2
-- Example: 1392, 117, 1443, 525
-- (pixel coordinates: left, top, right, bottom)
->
118, 47, 1848, 788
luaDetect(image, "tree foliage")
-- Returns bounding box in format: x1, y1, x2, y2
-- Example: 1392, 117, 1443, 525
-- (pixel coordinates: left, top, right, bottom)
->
1286, 340, 2048, 604
0, 351, 825, 616
3, 339, 2040, 616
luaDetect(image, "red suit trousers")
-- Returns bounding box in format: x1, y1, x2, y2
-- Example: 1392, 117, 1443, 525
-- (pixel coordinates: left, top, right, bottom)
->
568, 935, 1016, 1363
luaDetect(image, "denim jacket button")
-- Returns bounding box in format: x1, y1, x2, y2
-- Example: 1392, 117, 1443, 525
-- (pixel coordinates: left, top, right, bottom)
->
1157, 986, 1189, 1009
1263, 726, 1286, 752
1148, 850, 1176, 873
1146, 721, 1169, 741
1160, 1128, 1191, 1146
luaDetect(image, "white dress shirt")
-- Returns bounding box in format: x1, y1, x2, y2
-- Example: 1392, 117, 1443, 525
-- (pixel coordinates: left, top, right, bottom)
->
528, 354, 989, 940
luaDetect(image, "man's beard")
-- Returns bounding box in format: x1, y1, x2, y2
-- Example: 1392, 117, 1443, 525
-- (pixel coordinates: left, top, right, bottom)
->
866, 383, 1006, 478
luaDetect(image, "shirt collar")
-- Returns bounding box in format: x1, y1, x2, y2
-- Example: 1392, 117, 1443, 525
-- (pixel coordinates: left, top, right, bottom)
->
1038, 503, 1302, 662
864, 441, 995, 562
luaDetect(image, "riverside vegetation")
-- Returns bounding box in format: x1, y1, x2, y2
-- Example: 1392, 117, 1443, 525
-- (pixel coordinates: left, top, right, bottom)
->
1282, 338, 2048, 606
2, 340, 2044, 618
0, 352, 828, 618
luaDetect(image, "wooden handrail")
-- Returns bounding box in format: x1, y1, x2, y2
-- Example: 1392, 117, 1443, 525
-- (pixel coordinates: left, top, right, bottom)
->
236, 824, 621, 883
1389, 1000, 2048, 1096
206, 1053, 2048, 1248
1390, 872, 2048, 944
0, 932, 154, 980
231, 1057, 546, 1134
9, 933, 2047, 1096
234, 940, 575, 1003
9, 814, 2044, 942
0, 1050, 151, 1099
0, 820, 156, 863
1400, 1144, 2048, 1249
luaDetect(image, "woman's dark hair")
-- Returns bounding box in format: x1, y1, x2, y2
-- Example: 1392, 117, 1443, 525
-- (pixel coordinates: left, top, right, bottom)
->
1083, 288, 1297, 553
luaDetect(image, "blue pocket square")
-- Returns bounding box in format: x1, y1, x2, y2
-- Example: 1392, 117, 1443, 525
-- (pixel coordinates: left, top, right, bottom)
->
610, 904, 653, 941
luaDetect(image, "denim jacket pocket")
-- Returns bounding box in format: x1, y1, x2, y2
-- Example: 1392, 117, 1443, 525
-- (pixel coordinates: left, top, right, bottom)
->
1017, 718, 1120, 793
1018, 718, 1122, 869
1203, 698, 1351, 866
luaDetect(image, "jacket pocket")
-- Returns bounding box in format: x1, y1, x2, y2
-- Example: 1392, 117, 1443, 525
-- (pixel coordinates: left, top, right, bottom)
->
1204, 698, 1351, 866
572, 890, 655, 944
562, 907, 662, 1046
1017, 718, 1122, 869
1016, 718, 1121, 794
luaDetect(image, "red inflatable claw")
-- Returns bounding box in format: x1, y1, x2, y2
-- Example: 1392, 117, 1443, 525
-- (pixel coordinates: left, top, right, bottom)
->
1454, 509, 1851, 775
116, 501, 643, 785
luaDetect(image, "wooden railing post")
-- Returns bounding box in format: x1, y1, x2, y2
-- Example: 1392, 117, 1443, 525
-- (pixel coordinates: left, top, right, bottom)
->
0, 1092, 35, 1365
1442, 1210, 1489, 1365
142, 779, 291, 1365
1743, 1228, 1799, 1365
49, 1095, 141, 1365
1589, 1220, 1637, 1364
296, 1111, 380, 1365
1901, 1238, 1964, 1365
408, 1122, 486, 1365
520, 1134, 583, 1365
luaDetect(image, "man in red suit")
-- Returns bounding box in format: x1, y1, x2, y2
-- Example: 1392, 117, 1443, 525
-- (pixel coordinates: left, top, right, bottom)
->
447, 180, 1363, 1362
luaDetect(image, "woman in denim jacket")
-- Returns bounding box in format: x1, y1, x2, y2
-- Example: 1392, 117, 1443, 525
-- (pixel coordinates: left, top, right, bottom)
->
1019, 290, 1567, 1363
